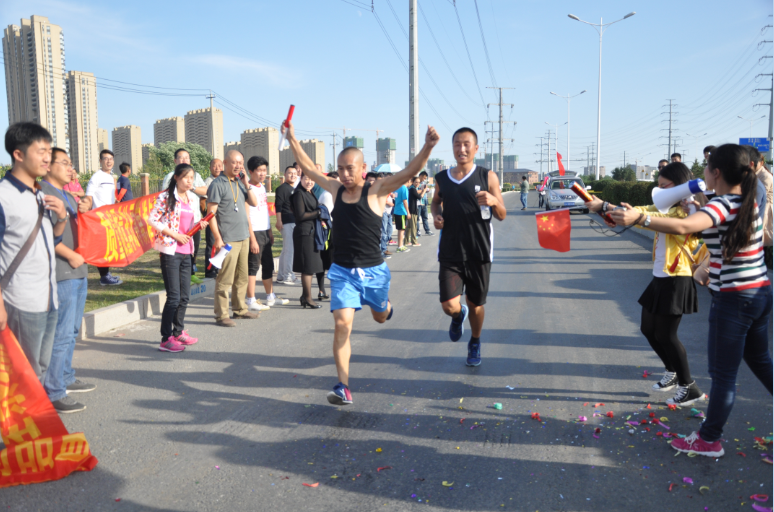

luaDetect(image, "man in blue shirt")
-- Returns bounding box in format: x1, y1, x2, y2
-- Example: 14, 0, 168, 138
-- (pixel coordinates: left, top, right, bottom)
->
393, 180, 410, 252
116, 163, 133, 202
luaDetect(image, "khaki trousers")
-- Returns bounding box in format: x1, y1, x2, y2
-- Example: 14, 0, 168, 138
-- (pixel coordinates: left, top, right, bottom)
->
214, 238, 249, 321
406, 215, 418, 245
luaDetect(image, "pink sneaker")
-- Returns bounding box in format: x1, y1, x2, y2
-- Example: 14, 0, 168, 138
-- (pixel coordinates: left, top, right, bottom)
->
671, 431, 724, 457
159, 337, 185, 353
388, 241, 398, 246
175, 331, 198, 345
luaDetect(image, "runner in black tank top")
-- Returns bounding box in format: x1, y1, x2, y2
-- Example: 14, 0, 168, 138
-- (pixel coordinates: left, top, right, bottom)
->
431, 127, 506, 367
283, 120, 440, 406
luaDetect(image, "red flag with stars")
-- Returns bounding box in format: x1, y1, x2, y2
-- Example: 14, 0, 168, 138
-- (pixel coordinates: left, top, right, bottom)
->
536, 209, 571, 252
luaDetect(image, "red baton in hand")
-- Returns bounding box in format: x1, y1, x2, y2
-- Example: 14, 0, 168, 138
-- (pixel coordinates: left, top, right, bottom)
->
277, 105, 296, 151
186, 211, 214, 237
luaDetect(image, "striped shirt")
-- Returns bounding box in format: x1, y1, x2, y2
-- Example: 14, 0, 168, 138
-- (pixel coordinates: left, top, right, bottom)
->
700, 194, 770, 292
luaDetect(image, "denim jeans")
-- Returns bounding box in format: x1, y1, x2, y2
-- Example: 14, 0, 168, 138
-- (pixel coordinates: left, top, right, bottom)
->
44, 277, 87, 402
417, 204, 431, 234
520, 193, 528, 208
381, 211, 393, 252
277, 222, 296, 282
160, 252, 192, 341
5, 302, 58, 383
700, 286, 773, 442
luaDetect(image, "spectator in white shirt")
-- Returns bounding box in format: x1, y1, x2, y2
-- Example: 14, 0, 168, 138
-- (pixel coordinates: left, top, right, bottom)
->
85, 149, 122, 286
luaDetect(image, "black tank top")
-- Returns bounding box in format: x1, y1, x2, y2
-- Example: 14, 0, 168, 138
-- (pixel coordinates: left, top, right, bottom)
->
332, 183, 384, 268
435, 166, 493, 263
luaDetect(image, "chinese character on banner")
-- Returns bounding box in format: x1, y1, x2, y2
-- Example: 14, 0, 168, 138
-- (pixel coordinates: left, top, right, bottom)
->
0, 329, 97, 488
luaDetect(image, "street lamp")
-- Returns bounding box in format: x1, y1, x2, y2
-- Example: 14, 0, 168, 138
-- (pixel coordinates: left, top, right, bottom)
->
545, 121, 567, 173
550, 90, 586, 173
738, 115, 766, 138
685, 132, 708, 163
568, 11, 636, 180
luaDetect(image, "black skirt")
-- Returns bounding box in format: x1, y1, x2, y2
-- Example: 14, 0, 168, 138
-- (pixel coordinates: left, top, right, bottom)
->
292, 231, 323, 275
638, 276, 698, 316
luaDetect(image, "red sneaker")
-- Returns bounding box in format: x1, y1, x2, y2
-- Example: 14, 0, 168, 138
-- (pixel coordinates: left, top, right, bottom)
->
175, 331, 198, 345
671, 431, 724, 457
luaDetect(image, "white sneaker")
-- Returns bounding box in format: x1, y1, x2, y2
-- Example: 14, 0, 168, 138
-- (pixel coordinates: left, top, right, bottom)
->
266, 297, 289, 306
249, 301, 270, 311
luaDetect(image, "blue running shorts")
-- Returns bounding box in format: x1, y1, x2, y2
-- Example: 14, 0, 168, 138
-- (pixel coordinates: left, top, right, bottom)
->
329, 262, 391, 312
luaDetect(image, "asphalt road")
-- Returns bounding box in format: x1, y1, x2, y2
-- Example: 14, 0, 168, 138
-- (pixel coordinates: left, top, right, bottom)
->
5, 192, 772, 512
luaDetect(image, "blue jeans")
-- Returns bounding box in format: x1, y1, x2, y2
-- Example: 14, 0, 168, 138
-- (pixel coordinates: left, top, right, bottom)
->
700, 286, 773, 442
160, 252, 192, 341
380, 211, 393, 252
417, 205, 431, 234
520, 193, 528, 208
44, 277, 88, 402
5, 302, 58, 384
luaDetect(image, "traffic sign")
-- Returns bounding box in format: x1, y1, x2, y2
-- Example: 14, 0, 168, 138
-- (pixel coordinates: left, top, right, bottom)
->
739, 137, 771, 153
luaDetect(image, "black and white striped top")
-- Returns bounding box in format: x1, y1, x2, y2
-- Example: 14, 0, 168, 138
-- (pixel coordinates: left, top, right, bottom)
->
700, 194, 770, 292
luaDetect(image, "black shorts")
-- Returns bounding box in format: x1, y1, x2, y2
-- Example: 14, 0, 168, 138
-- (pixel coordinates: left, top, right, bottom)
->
247, 229, 274, 279
394, 215, 407, 231
439, 261, 491, 306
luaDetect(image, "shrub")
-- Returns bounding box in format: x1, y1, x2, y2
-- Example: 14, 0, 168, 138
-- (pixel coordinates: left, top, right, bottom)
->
595, 181, 657, 207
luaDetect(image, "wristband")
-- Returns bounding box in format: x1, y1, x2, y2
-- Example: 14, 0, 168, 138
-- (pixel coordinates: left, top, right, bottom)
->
635, 213, 645, 227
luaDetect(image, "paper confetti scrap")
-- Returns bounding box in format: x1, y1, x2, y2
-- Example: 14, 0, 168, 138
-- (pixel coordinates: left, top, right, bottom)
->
442, 481, 454, 487
594, 403, 605, 407
752, 504, 773, 512
606, 411, 614, 418
668, 483, 677, 492
683, 477, 693, 484
578, 416, 587, 422
377, 466, 392, 472
751, 495, 770, 502
302, 483, 319, 487
375, 448, 382, 453
699, 486, 710, 495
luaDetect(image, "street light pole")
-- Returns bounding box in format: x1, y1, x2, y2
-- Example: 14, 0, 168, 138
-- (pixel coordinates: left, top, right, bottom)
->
738, 115, 766, 138
550, 90, 586, 173
568, 11, 636, 180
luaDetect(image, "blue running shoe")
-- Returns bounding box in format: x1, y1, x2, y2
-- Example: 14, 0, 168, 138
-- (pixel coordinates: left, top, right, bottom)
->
99, 273, 123, 286
327, 382, 353, 406
449, 305, 468, 342
466, 339, 481, 366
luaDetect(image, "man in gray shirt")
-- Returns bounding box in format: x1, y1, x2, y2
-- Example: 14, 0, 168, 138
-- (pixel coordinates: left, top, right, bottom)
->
0, 123, 67, 383
206, 150, 260, 326
40, 147, 96, 414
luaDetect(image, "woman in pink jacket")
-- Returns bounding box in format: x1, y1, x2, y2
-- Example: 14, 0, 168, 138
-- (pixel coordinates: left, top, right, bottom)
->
149, 164, 208, 352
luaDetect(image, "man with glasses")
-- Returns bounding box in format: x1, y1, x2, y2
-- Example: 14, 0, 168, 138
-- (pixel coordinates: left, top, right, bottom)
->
40, 148, 96, 413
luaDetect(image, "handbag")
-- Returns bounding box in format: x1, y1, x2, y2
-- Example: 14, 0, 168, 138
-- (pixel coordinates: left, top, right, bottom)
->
677, 238, 710, 286
0, 200, 44, 288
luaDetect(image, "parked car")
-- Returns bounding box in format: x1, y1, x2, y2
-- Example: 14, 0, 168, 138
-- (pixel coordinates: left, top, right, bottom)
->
544, 173, 590, 213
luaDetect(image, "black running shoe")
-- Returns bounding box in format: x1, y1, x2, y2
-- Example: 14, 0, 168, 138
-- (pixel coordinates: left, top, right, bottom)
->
666, 381, 705, 407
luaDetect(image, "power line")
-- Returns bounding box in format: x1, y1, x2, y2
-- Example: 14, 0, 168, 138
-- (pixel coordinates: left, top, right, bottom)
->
472, 0, 498, 91
452, 0, 489, 117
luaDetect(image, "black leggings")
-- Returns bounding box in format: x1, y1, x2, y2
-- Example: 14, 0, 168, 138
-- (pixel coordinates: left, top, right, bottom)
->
640, 308, 693, 385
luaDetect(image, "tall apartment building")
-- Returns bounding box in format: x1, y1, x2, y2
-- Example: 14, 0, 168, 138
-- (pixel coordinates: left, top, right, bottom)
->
97, 127, 109, 153
343, 136, 363, 151
112, 125, 142, 172
376, 138, 396, 165
280, 139, 325, 173
240, 127, 279, 175
223, 141, 241, 157
3, 15, 68, 149
185, 107, 223, 160
427, 158, 444, 176
154, 116, 185, 146
65, 71, 98, 173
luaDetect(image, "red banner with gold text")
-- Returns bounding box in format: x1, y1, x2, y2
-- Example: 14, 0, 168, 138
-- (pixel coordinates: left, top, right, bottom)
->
0, 329, 98, 488
78, 193, 160, 267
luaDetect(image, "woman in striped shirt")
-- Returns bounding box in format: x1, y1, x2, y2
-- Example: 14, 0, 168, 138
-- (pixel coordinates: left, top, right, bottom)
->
611, 143, 772, 459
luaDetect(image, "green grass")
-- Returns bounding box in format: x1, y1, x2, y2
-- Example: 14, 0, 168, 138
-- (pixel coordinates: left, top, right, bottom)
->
85, 225, 283, 313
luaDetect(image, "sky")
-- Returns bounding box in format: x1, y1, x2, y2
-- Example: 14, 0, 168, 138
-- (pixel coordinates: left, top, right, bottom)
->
1, 0, 773, 173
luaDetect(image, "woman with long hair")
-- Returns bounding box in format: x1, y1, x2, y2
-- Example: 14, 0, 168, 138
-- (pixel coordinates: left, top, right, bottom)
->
317, 171, 339, 300
587, 163, 705, 406
610, 144, 772, 457
149, 164, 209, 352
291, 171, 324, 308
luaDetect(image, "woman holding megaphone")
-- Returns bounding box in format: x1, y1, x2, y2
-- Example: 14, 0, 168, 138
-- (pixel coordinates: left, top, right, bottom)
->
586, 163, 706, 410
606, 144, 772, 458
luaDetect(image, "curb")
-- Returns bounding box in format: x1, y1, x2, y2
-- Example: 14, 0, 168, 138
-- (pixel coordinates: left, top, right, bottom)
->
79, 256, 280, 340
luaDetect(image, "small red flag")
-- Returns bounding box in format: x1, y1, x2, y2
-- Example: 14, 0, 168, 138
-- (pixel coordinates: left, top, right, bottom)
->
557, 152, 565, 176
536, 209, 571, 252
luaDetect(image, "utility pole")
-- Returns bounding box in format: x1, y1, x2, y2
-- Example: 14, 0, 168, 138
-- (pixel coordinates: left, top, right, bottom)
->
487, 87, 515, 184
409, 0, 419, 161
330, 132, 338, 170
661, 99, 677, 158
484, 121, 497, 173
207, 90, 217, 158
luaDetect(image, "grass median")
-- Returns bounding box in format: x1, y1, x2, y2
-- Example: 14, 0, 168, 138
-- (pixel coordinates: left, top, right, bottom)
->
85, 225, 283, 313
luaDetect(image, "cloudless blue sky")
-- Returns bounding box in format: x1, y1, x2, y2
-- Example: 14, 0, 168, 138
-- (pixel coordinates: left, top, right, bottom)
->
1, 0, 773, 172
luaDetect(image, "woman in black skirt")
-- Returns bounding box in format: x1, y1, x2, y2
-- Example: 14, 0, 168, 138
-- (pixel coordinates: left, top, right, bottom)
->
586, 162, 706, 406
292, 171, 324, 308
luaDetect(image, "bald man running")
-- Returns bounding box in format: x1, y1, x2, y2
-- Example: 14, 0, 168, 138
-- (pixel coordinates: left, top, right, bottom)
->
284, 121, 440, 406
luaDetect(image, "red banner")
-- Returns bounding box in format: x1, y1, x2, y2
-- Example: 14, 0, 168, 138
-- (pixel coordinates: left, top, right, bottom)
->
0, 329, 98, 488
78, 193, 160, 267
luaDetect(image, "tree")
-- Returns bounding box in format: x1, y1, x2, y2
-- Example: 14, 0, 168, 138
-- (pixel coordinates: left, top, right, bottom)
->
690, 158, 705, 180
327, 163, 335, 173
140, 153, 164, 177
612, 166, 636, 182
148, 142, 213, 179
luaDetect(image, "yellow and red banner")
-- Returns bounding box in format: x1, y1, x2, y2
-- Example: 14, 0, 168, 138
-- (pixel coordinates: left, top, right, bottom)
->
0, 329, 98, 488
78, 193, 160, 267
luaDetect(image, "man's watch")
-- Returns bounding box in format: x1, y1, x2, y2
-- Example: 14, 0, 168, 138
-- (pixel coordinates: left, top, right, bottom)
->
643, 215, 652, 227
55, 213, 69, 224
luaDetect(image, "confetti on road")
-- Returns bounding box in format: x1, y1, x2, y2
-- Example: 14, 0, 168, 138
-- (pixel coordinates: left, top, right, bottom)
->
302, 483, 319, 488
